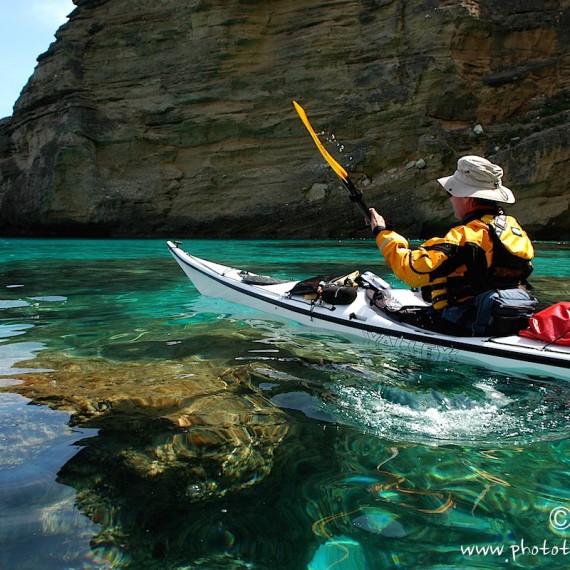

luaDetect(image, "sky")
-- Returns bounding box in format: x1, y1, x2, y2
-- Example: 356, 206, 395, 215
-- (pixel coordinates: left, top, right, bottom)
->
0, 0, 75, 119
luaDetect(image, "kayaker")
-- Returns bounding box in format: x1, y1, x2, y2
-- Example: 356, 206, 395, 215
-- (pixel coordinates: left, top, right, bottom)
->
368, 155, 537, 336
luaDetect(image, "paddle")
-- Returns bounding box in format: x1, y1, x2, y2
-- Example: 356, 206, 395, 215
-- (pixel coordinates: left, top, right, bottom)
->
293, 101, 371, 223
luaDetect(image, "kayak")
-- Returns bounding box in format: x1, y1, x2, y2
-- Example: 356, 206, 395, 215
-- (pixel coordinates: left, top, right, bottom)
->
167, 241, 570, 381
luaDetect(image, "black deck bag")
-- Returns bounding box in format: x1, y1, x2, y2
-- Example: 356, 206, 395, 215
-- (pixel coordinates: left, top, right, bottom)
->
288, 275, 334, 297
288, 271, 359, 301
321, 285, 358, 306
472, 288, 538, 336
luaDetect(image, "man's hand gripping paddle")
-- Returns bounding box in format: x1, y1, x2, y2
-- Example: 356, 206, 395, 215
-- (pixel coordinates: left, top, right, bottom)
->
293, 101, 371, 224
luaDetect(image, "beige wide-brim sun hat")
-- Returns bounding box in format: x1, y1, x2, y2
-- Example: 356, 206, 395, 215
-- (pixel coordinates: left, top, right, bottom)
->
437, 155, 515, 204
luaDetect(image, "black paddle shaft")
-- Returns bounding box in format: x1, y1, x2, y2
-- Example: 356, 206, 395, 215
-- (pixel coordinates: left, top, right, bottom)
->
343, 177, 371, 223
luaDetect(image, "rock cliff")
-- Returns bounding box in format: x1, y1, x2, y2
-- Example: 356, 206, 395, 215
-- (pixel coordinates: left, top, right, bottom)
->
0, 0, 568, 239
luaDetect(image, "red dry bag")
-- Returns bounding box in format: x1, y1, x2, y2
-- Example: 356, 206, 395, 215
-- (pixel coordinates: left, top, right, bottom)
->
519, 302, 570, 346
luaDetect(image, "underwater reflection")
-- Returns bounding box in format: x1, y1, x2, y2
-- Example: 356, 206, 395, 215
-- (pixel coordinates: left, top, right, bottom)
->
0, 393, 98, 569
44, 365, 295, 569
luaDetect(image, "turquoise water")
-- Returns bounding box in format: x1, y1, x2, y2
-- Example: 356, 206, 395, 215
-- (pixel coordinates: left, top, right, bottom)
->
1, 238, 569, 569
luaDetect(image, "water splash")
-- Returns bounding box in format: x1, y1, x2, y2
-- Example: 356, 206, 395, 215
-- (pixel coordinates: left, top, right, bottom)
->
318, 371, 570, 446
248, 343, 570, 447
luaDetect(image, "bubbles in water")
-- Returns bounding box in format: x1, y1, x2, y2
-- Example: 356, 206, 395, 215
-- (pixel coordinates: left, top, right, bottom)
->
317, 368, 570, 446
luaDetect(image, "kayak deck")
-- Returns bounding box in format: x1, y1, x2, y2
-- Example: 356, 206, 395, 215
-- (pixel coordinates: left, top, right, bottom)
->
167, 241, 570, 381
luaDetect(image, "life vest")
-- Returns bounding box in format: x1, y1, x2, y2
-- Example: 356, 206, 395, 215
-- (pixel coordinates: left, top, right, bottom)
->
484, 214, 534, 287
422, 214, 533, 310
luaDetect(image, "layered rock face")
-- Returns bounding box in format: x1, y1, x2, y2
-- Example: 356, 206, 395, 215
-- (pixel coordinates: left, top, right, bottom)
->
0, 0, 568, 239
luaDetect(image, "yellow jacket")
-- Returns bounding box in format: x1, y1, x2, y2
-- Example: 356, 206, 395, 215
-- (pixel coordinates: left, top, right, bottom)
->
375, 212, 533, 310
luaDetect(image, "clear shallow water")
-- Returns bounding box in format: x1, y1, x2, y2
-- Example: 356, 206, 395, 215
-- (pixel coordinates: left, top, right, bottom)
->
0, 238, 569, 569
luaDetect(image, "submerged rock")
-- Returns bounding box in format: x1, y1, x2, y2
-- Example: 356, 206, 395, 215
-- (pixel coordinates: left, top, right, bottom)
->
5, 354, 290, 501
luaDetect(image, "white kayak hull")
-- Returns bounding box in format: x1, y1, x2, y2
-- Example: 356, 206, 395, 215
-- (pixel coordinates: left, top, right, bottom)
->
167, 241, 570, 381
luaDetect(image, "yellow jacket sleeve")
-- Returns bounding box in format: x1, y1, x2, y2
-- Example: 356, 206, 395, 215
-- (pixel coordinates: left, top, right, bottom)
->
374, 228, 463, 288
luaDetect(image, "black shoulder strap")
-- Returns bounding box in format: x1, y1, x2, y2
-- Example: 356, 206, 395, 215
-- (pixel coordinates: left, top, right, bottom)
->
425, 242, 487, 281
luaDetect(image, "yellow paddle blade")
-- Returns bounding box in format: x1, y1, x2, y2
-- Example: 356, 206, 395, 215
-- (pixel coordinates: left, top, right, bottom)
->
293, 100, 348, 181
